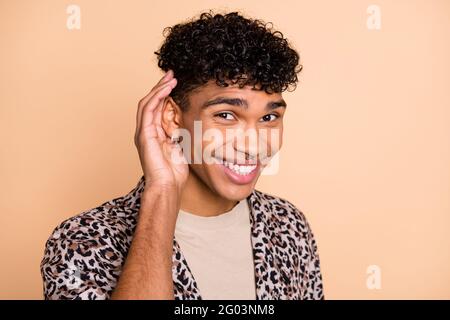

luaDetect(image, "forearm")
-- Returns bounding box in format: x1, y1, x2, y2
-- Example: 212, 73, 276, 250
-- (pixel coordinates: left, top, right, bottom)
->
111, 186, 180, 300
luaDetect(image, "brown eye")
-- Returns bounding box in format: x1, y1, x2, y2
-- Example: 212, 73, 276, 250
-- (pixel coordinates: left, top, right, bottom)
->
214, 112, 235, 120
260, 114, 279, 122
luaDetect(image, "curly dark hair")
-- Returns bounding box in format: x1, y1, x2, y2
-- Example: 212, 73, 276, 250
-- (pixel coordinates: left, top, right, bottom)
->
154, 11, 302, 111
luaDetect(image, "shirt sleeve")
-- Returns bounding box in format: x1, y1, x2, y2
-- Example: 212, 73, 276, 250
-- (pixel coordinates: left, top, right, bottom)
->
304, 222, 325, 300
292, 205, 325, 300
40, 226, 118, 300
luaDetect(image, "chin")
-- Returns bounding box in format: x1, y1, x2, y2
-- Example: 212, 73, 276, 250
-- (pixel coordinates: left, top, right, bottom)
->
213, 182, 256, 201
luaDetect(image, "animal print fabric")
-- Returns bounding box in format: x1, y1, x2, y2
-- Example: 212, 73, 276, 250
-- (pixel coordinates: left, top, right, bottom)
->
41, 175, 324, 300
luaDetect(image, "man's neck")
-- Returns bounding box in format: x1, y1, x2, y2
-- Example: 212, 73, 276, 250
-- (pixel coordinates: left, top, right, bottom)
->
179, 171, 239, 217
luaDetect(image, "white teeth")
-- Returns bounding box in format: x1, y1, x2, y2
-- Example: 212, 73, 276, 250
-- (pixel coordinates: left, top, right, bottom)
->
221, 160, 257, 176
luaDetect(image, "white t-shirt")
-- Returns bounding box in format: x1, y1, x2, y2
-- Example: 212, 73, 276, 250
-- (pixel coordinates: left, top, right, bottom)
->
174, 199, 256, 300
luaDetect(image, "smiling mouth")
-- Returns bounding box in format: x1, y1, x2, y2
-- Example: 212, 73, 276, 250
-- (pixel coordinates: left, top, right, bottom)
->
213, 157, 258, 176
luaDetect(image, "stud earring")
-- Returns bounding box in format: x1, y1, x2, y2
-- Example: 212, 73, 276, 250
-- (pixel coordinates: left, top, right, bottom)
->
171, 135, 182, 144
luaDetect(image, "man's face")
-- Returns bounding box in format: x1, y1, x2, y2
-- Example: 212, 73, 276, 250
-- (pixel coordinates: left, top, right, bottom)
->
178, 80, 286, 201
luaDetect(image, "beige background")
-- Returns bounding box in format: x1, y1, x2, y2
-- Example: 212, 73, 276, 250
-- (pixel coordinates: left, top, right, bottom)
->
1, 0, 449, 299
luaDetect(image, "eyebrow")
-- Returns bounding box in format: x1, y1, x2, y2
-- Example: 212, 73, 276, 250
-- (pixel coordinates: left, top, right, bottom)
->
201, 97, 287, 111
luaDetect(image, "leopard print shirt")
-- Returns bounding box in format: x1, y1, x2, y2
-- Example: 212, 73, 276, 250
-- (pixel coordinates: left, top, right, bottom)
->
41, 176, 324, 300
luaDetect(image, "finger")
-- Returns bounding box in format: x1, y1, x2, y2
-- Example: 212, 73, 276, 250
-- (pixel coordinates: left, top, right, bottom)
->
156, 125, 167, 143
136, 77, 176, 133
135, 70, 174, 135
153, 90, 171, 131
139, 70, 173, 110
135, 79, 176, 144
139, 79, 176, 132
154, 95, 181, 146
153, 78, 178, 139
139, 82, 175, 141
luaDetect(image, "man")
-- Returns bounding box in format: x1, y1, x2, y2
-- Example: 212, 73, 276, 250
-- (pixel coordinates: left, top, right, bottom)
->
41, 11, 324, 300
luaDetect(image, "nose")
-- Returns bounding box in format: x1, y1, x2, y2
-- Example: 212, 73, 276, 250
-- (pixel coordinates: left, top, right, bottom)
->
232, 129, 261, 163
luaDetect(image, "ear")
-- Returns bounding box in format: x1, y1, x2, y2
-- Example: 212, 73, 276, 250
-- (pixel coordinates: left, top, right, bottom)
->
161, 96, 183, 138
